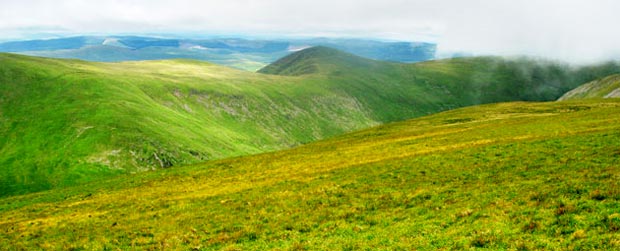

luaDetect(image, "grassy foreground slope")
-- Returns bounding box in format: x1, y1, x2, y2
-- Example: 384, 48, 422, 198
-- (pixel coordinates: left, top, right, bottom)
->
559, 74, 620, 100
1, 48, 620, 196
0, 52, 380, 196
1, 99, 619, 250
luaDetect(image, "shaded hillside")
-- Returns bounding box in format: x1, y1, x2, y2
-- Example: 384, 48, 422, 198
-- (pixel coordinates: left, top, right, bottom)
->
1, 48, 619, 196
559, 74, 620, 100
1, 100, 619, 249
261, 48, 620, 120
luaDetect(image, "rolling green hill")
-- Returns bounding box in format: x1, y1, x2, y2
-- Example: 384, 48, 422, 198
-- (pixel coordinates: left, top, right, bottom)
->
1, 48, 620, 196
1, 99, 619, 250
559, 74, 620, 100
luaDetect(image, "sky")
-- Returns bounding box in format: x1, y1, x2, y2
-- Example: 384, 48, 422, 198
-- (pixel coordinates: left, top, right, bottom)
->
1, 0, 620, 63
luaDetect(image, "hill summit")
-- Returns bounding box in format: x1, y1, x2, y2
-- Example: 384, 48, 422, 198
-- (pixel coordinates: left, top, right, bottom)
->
258, 46, 379, 76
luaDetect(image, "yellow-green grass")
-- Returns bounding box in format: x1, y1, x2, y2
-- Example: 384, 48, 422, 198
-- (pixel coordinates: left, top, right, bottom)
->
1, 99, 619, 250
1, 47, 619, 196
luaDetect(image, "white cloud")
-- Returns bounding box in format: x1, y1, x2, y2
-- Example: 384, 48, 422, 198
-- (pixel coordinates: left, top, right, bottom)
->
436, 0, 620, 63
1, 0, 619, 63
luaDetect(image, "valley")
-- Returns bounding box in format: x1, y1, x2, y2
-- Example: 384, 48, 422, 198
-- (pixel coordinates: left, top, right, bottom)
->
2, 48, 618, 196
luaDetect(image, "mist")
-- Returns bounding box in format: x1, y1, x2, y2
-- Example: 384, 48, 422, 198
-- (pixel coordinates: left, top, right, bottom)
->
1, 0, 619, 63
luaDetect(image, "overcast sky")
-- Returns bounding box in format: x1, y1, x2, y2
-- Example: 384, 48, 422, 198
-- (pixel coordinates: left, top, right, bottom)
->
1, 0, 619, 63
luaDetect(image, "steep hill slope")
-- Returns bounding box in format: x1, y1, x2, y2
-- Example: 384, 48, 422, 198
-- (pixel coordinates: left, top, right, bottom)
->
1, 100, 619, 250
260, 47, 620, 120
558, 74, 620, 100
0, 53, 380, 196
1, 48, 619, 196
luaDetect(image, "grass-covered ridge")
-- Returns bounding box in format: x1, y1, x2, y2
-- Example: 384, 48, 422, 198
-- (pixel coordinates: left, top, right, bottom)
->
1, 99, 619, 250
559, 74, 620, 100
1, 48, 620, 196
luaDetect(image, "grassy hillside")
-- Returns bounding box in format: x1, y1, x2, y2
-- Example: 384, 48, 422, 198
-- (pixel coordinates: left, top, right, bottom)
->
1, 48, 619, 196
260, 47, 620, 120
0, 53, 379, 196
1, 100, 619, 250
559, 74, 620, 100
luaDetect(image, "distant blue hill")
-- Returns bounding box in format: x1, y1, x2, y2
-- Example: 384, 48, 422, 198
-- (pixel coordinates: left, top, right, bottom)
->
0, 36, 436, 71
0, 36, 92, 51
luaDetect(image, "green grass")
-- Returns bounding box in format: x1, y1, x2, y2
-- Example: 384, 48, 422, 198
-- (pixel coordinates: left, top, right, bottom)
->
0, 99, 619, 250
559, 74, 620, 100
1, 47, 620, 196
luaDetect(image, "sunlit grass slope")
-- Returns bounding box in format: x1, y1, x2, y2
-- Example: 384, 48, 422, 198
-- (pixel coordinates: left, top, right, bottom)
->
1, 48, 619, 196
0, 53, 380, 196
0, 99, 619, 250
559, 74, 620, 100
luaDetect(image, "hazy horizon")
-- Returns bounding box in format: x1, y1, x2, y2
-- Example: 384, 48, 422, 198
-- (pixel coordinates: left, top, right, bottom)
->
2, 0, 620, 63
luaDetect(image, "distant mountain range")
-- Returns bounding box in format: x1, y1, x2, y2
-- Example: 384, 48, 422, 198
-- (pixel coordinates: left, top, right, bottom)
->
0, 36, 436, 71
